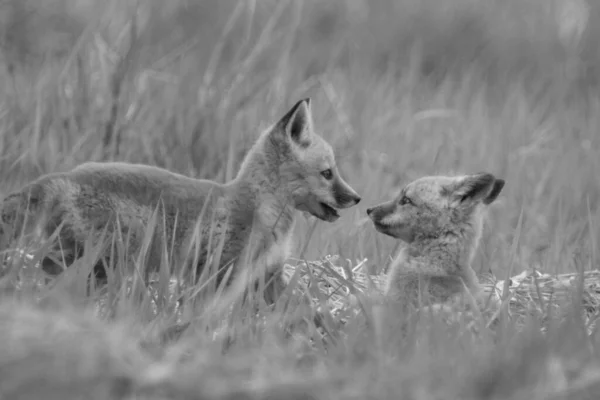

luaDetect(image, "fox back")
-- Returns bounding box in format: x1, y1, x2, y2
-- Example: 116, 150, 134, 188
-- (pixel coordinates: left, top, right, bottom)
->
367, 172, 505, 307
0, 98, 361, 301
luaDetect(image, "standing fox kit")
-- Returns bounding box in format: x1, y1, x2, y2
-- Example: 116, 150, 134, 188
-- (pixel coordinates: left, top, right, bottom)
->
0, 98, 361, 301
367, 172, 505, 309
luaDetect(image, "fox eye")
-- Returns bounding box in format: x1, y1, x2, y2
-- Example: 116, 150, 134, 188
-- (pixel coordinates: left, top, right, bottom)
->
399, 195, 412, 206
320, 169, 333, 180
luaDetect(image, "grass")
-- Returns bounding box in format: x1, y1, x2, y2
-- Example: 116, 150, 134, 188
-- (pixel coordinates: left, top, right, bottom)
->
0, 0, 599, 398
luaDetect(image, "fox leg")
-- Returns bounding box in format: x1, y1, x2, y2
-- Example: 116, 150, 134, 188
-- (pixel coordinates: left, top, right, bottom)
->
261, 267, 286, 306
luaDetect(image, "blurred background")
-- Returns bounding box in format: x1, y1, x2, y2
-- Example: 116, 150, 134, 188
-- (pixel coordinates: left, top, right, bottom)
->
0, 0, 597, 278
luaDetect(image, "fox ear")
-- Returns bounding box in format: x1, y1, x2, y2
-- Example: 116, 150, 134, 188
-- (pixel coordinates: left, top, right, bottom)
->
482, 178, 505, 205
275, 98, 313, 147
447, 172, 502, 206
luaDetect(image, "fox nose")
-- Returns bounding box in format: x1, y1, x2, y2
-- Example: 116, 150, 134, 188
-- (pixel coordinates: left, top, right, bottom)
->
366, 207, 373, 216
354, 195, 361, 205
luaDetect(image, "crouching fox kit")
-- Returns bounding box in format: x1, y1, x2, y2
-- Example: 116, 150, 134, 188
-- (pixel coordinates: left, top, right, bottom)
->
0, 98, 361, 303
367, 172, 505, 310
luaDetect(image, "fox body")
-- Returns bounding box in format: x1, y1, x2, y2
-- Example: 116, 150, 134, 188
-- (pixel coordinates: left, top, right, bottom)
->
367, 172, 505, 309
0, 98, 361, 300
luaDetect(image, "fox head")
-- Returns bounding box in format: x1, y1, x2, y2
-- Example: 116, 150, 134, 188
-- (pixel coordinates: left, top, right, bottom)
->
366, 172, 505, 243
267, 98, 361, 222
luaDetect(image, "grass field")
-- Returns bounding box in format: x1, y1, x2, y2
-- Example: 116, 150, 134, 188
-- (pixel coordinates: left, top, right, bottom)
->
0, 0, 599, 398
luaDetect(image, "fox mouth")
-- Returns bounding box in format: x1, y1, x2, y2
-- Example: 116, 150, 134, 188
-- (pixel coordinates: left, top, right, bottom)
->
371, 220, 413, 242
296, 197, 341, 222
371, 220, 396, 237
372, 220, 389, 232
316, 202, 340, 222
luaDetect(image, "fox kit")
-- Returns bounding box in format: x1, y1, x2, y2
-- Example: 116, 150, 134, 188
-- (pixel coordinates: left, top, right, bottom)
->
366, 172, 505, 310
0, 98, 361, 303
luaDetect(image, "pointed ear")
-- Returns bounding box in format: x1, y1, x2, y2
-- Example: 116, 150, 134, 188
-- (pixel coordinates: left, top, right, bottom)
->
446, 172, 499, 206
275, 98, 313, 147
482, 178, 505, 205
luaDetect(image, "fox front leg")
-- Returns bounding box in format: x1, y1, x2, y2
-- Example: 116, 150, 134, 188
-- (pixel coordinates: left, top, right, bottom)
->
261, 268, 287, 306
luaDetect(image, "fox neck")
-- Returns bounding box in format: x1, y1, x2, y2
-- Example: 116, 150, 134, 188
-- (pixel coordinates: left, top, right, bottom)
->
230, 134, 296, 239
409, 211, 484, 288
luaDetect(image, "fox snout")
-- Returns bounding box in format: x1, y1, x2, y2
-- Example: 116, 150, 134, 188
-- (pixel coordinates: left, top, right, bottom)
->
366, 206, 384, 218
333, 178, 361, 208
365, 202, 395, 225
365, 202, 408, 240
365, 205, 382, 222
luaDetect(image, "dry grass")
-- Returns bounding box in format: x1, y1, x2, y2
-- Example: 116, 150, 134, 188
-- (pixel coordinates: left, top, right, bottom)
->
0, 0, 599, 398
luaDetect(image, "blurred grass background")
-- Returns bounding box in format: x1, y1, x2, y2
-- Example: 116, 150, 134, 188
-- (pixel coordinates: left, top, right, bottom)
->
0, 0, 599, 398
1, 0, 597, 281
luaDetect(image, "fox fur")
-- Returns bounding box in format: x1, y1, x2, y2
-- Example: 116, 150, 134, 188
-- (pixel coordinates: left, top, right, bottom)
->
367, 172, 505, 309
0, 98, 361, 303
